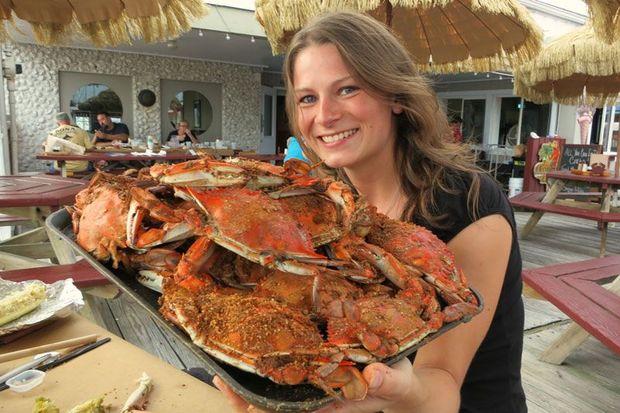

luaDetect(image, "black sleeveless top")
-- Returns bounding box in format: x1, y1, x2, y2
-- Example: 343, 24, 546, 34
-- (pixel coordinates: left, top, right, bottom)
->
412, 172, 526, 413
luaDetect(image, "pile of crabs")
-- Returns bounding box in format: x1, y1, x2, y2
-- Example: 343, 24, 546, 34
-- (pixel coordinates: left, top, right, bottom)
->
68, 157, 480, 401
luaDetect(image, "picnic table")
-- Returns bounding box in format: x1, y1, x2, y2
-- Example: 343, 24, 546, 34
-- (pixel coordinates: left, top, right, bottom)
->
522, 255, 620, 364
37, 150, 285, 177
1, 313, 231, 412
511, 170, 620, 256
0, 175, 86, 270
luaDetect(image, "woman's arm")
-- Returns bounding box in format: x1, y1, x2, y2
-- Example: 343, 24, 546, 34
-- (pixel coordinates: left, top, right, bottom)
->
188, 130, 199, 144
388, 213, 512, 412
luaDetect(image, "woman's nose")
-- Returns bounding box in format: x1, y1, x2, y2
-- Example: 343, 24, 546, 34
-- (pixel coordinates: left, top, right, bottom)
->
316, 96, 341, 126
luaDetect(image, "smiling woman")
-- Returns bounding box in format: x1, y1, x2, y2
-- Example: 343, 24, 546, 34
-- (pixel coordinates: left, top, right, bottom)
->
215, 11, 527, 413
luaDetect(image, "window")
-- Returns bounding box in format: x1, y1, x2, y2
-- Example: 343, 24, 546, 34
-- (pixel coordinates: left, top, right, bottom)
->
169, 90, 212, 137
69, 83, 123, 132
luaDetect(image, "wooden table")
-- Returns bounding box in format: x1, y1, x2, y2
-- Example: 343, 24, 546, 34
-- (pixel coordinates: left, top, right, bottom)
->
37, 151, 200, 178
514, 170, 620, 256
522, 256, 620, 364
37, 151, 286, 177
0, 175, 86, 269
0, 314, 231, 412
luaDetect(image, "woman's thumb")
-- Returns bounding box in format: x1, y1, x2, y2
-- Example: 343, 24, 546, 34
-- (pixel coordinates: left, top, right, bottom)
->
363, 359, 413, 400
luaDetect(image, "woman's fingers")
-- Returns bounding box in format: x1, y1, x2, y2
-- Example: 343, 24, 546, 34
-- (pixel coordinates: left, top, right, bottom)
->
213, 376, 252, 412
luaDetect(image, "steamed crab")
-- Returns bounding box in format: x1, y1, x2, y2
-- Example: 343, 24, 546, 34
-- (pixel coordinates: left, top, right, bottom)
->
69, 157, 482, 401
159, 273, 369, 400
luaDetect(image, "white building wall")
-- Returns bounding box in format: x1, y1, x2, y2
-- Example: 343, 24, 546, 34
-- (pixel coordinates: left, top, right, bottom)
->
12, 43, 262, 172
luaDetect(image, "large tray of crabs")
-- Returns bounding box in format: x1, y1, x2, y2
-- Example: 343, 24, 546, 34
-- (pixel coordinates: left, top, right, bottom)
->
47, 157, 483, 412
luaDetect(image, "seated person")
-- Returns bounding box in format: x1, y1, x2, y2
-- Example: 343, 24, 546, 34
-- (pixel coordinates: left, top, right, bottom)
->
167, 120, 198, 145
283, 136, 310, 163
47, 112, 94, 173
94, 111, 130, 144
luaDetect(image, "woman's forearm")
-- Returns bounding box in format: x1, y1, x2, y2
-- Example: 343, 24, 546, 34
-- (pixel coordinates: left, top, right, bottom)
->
385, 367, 460, 413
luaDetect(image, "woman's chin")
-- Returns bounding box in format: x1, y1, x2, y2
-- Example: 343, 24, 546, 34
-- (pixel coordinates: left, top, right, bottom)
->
322, 156, 352, 169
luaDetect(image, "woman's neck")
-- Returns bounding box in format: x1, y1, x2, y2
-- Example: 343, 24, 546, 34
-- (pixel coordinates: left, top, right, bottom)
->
344, 152, 405, 219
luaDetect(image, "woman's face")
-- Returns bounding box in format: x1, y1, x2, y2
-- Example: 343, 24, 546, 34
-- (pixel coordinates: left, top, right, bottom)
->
178, 123, 188, 133
292, 43, 401, 170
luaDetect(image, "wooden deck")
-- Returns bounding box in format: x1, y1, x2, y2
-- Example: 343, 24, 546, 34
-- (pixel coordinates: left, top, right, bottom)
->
12, 212, 620, 411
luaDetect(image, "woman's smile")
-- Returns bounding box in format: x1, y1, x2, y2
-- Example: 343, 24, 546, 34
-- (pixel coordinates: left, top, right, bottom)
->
317, 127, 359, 145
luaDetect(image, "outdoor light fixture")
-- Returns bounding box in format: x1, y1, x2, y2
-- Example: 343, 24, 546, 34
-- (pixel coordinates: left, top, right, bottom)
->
198, 29, 204, 37
225, 33, 231, 40
251, 36, 255, 43
486, 73, 490, 78
166, 39, 177, 48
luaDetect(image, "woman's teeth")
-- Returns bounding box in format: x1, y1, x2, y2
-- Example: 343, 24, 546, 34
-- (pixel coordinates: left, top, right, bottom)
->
320, 128, 358, 143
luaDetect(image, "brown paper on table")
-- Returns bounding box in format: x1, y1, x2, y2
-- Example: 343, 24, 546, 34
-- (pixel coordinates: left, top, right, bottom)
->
0, 314, 232, 412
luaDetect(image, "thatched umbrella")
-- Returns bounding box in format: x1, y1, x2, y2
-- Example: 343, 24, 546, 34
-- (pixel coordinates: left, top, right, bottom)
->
255, 0, 542, 73
585, 0, 620, 44
513, 24, 620, 107
0, 0, 207, 46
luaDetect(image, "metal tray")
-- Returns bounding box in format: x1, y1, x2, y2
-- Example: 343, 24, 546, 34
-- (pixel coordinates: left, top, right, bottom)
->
46, 209, 483, 412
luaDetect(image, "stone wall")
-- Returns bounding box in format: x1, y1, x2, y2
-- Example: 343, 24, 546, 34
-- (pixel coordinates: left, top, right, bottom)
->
12, 43, 262, 171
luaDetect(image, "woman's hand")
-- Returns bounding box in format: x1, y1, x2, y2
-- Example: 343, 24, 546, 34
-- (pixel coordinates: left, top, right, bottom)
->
315, 358, 417, 413
214, 359, 417, 413
213, 376, 273, 413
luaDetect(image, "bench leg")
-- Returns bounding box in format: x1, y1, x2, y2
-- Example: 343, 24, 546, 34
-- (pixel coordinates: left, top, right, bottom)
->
521, 211, 545, 238
599, 223, 608, 257
539, 276, 620, 364
539, 323, 590, 364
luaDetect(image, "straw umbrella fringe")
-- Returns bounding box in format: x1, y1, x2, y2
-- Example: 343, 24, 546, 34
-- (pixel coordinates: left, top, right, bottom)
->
513, 76, 620, 107
255, 0, 542, 74
585, 0, 620, 44
0, 0, 206, 47
516, 27, 620, 85
514, 25, 620, 107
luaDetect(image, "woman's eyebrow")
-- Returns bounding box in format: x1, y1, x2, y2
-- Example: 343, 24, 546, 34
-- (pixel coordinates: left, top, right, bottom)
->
294, 75, 355, 94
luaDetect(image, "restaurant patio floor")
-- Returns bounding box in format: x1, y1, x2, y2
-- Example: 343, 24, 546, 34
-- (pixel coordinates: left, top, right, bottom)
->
74, 212, 620, 412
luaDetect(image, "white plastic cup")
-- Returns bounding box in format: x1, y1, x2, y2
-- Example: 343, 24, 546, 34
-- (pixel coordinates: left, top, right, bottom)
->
6, 369, 46, 392
508, 177, 524, 198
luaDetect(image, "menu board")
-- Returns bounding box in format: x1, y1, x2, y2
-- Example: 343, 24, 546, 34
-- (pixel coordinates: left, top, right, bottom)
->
558, 144, 601, 170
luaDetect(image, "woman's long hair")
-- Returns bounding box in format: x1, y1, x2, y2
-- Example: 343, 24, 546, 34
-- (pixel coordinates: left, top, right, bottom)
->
283, 11, 482, 226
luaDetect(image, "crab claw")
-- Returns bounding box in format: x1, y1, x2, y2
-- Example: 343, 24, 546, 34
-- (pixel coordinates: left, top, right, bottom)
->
316, 365, 368, 401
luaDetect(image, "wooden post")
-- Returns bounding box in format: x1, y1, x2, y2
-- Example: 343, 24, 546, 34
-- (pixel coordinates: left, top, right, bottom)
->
614, 135, 619, 178
520, 178, 565, 238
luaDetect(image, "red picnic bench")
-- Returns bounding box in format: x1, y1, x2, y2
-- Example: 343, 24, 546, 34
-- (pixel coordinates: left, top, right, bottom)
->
511, 170, 620, 256
510, 191, 620, 223
0, 260, 109, 288
522, 255, 620, 364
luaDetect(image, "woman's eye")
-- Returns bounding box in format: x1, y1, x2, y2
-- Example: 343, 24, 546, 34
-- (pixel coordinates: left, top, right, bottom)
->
340, 86, 359, 95
299, 95, 316, 104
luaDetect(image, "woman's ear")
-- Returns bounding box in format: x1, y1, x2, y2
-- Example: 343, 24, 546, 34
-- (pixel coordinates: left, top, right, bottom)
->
391, 103, 403, 115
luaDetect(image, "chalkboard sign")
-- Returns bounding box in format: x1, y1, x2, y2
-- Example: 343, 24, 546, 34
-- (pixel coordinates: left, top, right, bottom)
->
558, 144, 601, 170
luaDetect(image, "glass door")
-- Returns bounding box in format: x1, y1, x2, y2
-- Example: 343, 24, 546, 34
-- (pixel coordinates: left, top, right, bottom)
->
462, 99, 486, 143
259, 86, 277, 154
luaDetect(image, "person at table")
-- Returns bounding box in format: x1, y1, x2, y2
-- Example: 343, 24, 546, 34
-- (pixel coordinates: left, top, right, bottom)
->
94, 111, 130, 143
167, 120, 198, 145
449, 115, 463, 143
214, 11, 525, 413
47, 112, 94, 173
